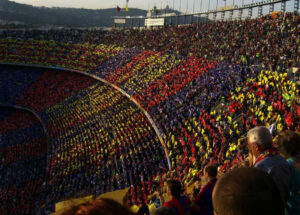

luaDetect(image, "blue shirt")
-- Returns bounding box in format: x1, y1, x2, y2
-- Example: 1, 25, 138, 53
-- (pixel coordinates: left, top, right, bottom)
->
194, 178, 217, 215
255, 154, 291, 204
285, 158, 300, 215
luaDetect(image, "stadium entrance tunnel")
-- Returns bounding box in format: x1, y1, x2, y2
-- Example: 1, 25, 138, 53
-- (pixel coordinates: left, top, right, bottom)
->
0, 64, 169, 214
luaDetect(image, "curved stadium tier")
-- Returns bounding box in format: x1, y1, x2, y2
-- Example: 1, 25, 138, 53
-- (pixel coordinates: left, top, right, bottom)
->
0, 13, 299, 214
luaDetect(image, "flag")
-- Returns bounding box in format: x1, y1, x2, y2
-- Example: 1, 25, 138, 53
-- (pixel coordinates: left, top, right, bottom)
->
126, 0, 129, 12
117, 6, 121, 12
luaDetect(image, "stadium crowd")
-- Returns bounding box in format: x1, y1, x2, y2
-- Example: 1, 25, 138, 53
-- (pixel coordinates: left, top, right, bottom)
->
106, 13, 299, 71
0, 108, 47, 215
0, 39, 122, 71
0, 12, 299, 215
0, 29, 108, 44
0, 66, 169, 214
1, 12, 299, 71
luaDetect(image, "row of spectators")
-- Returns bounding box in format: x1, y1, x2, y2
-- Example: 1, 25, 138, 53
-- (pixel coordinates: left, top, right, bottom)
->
45, 82, 167, 205
1, 61, 298, 214
0, 12, 299, 215
1, 13, 299, 71
1, 45, 299, 214
0, 66, 168, 214
95, 53, 299, 188
106, 13, 299, 71
0, 39, 122, 71
59, 128, 300, 215
0, 29, 108, 44
0, 108, 47, 215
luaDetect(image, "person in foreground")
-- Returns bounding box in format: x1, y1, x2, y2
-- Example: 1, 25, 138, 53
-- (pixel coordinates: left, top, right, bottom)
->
212, 167, 284, 215
61, 197, 135, 215
247, 126, 290, 203
194, 165, 217, 215
163, 180, 191, 215
277, 130, 300, 215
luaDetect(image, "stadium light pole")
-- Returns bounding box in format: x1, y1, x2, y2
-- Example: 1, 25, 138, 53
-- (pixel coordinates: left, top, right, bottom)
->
180, 0, 182, 12
295, 0, 300, 12
186, 0, 189, 13
208, 0, 210, 12
193, 0, 196, 13
199, 0, 202, 12
173, 0, 175, 9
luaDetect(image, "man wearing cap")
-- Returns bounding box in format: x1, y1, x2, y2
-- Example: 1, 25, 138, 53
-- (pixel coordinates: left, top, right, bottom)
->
247, 126, 290, 204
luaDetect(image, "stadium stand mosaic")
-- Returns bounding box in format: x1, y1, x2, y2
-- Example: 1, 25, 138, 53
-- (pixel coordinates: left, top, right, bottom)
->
0, 107, 47, 214
0, 65, 168, 214
0, 12, 299, 214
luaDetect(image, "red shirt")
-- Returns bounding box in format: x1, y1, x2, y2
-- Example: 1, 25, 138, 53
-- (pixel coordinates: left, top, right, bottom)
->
163, 196, 191, 215
297, 105, 300, 119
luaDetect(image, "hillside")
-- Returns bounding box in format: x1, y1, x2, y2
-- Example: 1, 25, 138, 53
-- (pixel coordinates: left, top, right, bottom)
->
0, 0, 147, 27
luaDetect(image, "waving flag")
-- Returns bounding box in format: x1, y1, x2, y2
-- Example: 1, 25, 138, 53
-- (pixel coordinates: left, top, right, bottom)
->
126, 0, 129, 12
117, 6, 121, 12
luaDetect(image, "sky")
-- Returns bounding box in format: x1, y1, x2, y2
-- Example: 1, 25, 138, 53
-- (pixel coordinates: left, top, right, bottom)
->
11, 0, 297, 13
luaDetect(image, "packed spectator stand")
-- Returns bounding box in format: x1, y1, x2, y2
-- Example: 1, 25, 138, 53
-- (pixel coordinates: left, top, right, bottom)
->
0, 65, 167, 214
0, 107, 47, 214
0, 12, 299, 214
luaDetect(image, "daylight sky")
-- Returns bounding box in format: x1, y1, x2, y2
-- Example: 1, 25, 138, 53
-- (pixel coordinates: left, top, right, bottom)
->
10, 0, 297, 13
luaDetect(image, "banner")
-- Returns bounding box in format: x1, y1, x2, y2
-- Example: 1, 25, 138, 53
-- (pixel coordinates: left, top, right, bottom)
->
114, 19, 126, 24
145, 18, 165, 27
271, 11, 281, 19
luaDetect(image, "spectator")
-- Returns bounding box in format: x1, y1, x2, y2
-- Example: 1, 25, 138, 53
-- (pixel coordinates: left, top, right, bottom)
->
163, 180, 191, 215
212, 167, 284, 215
194, 165, 217, 215
277, 130, 300, 215
61, 197, 136, 215
247, 126, 291, 204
